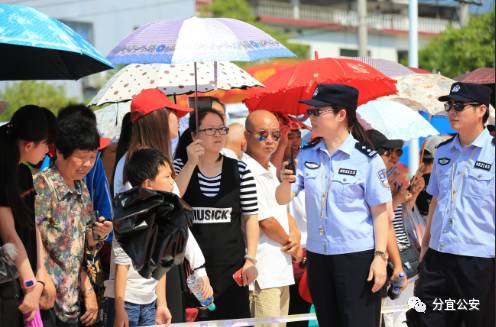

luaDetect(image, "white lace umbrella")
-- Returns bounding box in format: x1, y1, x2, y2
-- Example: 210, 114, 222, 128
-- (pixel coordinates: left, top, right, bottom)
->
357, 100, 440, 141
394, 74, 455, 115
90, 62, 262, 106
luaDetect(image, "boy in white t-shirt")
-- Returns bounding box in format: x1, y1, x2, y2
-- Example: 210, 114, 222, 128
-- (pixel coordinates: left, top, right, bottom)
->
104, 149, 212, 327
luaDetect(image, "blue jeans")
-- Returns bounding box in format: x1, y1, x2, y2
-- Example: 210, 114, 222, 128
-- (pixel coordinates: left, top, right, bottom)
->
103, 298, 156, 327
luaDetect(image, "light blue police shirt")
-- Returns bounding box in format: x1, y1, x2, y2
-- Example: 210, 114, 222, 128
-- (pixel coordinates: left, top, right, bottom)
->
291, 133, 392, 255
426, 128, 495, 258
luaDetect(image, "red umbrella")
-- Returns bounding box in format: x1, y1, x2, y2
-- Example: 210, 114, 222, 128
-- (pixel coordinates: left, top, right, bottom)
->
455, 67, 495, 84
244, 58, 397, 115
409, 67, 431, 74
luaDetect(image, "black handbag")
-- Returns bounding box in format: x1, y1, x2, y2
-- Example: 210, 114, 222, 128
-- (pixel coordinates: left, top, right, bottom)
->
113, 187, 192, 280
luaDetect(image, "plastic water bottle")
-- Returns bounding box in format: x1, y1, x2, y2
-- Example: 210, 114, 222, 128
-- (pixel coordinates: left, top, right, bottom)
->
186, 274, 216, 311
388, 272, 406, 300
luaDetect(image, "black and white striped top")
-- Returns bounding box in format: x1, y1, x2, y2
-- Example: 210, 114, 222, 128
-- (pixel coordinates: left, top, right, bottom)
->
393, 206, 410, 250
174, 158, 258, 215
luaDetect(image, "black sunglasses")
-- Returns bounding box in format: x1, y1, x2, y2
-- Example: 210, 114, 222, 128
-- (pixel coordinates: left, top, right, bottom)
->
444, 102, 480, 112
306, 107, 335, 117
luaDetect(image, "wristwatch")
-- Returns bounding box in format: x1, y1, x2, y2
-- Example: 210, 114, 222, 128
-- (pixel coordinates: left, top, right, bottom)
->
374, 251, 388, 261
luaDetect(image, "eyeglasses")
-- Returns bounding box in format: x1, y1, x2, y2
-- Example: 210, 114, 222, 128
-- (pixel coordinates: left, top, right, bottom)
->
306, 107, 335, 117
247, 129, 281, 141
444, 102, 480, 112
197, 127, 229, 136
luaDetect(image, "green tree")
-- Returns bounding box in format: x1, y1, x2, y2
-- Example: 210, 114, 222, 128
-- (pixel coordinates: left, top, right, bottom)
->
202, 0, 309, 59
0, 81, 77, 121
418, 9, 495, 78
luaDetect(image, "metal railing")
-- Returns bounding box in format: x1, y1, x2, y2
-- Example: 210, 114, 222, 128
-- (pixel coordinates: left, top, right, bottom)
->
254, 0, 458, 33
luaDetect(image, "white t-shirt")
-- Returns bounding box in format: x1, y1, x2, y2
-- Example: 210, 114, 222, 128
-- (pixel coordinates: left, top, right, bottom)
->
220, 147, 238, 160
106, 153, 206, 304
242, 153, 294, 289
288, 191, 307, 248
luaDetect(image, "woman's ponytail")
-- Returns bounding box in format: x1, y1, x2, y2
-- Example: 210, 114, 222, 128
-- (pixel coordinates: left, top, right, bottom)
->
346, 108, 373, 148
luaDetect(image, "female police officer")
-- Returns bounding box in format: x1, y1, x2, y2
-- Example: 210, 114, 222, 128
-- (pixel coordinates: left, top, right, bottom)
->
276, 84, 391, 327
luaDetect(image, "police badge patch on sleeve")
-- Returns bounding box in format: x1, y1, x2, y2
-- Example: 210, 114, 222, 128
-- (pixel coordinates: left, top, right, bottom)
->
378, 169, 389, 189
438, 157, 451, 165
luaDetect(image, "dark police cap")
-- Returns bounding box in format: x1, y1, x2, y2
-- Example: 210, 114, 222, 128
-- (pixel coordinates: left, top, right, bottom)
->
438, 82, 491, 106
299, 84, 359, 110
366, 129, 404, 150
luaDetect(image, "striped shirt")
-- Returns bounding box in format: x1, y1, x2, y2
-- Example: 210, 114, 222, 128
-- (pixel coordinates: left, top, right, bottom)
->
174, 157, 258, 215
393, 205, 410, 250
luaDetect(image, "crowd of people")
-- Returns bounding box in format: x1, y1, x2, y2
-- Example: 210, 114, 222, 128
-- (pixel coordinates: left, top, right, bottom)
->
0, 81, 494, 327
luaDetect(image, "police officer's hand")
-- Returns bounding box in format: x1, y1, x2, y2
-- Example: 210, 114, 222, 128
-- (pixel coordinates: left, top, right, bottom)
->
280, 160, 297, 184
391, 267, 408, 291
186, 140, 205, 166
368, 256, 387, 293
241, 260, 258, 286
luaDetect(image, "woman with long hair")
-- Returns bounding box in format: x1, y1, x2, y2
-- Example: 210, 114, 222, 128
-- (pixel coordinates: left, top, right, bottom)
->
276, 84, 391, 327
108, 88, 208, 324
0, 105, 57, 326
174, 108, 259, 320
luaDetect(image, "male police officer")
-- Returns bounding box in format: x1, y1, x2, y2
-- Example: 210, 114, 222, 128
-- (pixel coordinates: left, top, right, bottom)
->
416, 82, 495, 327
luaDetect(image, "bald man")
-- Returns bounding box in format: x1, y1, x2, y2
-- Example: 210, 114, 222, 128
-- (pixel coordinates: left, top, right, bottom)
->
241, 110, 301, 326
223, 123, 247, 159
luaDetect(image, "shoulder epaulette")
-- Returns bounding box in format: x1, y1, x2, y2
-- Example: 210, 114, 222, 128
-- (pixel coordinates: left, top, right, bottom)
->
436, 135, 456, 149
302, 137, 322, 149
355, 142, 377, 158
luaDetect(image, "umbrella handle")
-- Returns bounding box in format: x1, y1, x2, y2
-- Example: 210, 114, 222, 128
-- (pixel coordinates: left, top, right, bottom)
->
418, 113, 432, 171
194, 61, 199, 132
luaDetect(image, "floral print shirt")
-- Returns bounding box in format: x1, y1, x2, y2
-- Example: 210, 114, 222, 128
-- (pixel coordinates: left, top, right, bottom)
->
34, 166, 95, 322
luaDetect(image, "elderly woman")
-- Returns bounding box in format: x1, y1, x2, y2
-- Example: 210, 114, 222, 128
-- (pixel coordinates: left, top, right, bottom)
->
34, 117, 112, 327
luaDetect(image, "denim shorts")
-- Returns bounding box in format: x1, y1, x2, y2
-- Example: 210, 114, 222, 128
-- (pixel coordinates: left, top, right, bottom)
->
103, 298, 156, 327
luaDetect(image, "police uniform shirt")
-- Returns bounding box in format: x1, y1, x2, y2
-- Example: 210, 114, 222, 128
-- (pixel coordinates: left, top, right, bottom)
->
291, 133, 392, 255
426, 128, 495, 258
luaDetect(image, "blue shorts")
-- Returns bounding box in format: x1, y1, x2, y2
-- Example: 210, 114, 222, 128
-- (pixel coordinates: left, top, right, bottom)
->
103, 298, 156, 327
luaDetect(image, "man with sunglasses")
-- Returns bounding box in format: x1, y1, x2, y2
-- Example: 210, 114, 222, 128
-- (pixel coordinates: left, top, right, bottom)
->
241, 110, 300, 325
413, 82, 494, 327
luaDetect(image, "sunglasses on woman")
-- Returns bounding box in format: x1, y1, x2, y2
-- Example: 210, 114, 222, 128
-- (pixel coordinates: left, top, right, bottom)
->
247, 129, 282, 141
198, 127, 229, 136
444, 102, 480, 112
306, 107, 335, 117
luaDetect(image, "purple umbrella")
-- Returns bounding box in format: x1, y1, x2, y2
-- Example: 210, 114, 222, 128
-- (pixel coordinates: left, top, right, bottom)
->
107, 17, 294, 64
351, 57, 414, 77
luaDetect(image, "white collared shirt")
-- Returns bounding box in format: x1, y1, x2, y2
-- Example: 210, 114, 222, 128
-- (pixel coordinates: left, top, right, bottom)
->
242, 153, 294, 289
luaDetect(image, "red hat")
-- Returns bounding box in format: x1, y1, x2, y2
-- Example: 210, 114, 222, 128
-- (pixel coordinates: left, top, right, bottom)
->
130, 89, 193, 122
99, 137, 111, 151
